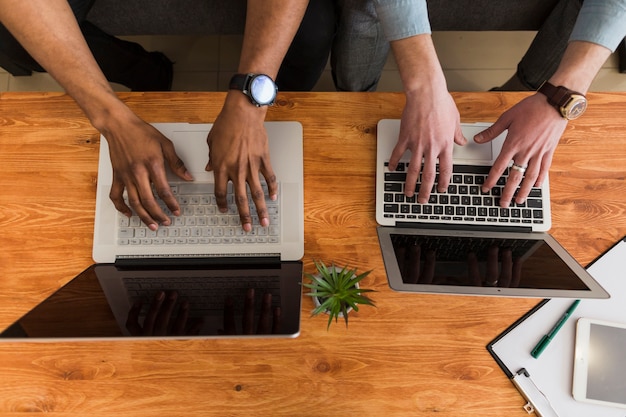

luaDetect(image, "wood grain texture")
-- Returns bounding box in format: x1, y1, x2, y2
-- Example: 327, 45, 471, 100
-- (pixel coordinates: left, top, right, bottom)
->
1, 91, 625, 416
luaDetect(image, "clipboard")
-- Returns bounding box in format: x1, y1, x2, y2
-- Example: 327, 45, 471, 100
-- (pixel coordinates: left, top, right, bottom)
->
487, 236, 626, 417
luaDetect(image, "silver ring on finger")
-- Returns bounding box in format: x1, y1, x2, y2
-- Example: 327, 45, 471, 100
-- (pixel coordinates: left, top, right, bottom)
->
510, 161, 527, 174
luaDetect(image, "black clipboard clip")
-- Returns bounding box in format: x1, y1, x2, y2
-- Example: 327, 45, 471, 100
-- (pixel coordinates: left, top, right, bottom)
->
512, 369, 560, 417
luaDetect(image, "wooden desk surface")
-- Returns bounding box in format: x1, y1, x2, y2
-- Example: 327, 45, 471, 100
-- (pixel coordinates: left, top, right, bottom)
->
0, 91, 625, 416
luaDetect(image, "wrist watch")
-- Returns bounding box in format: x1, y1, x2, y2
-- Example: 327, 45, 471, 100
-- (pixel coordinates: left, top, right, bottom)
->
537, 81, 587, 120
229, 73, 277, 107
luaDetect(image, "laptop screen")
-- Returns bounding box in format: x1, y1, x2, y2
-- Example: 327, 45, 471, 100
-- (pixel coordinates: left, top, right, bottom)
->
377, 227, 609, 299
0, 262, 302, 341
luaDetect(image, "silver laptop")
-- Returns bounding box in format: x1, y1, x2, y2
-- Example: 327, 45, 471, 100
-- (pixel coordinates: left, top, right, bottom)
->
93, 122, 304, 263
0, 122, 306, 341
376, 119, 609, 299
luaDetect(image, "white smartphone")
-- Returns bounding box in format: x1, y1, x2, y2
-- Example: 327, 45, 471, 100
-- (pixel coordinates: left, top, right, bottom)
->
573, 317, 626, 409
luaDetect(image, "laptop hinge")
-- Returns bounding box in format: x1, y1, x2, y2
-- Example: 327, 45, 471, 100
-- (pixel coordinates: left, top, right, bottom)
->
395, 222, 533, 233
114, 254, 281, 269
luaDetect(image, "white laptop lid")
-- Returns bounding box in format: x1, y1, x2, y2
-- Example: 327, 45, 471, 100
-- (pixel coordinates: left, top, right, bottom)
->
376, 119, 551, 232
93, 122, 304, 262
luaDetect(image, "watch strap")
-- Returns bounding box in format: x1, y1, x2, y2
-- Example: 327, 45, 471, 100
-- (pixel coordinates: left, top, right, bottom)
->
229, 73, 248, 91
538, 81, 584, 108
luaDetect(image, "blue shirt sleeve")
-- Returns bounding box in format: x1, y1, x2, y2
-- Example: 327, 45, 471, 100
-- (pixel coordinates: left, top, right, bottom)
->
374, 0, 431, 41
569, 0, 626, 52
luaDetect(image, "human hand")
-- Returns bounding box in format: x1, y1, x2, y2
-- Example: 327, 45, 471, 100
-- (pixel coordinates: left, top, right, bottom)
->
105, 115, 193, 231
126, 290, 202, 336
467, 246, 522, 288
388, 90, 467, 204
206, 93, 278, 232
221, 288, 282, 335
474, 94, 567, 207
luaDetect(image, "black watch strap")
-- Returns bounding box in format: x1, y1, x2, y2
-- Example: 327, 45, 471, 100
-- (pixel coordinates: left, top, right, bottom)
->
229, 73, 248, 91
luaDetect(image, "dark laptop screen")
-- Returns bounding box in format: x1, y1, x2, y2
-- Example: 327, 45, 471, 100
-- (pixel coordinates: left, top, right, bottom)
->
377, 227, 609, 298
1, 262, 302, 340
390, 233, 588, 290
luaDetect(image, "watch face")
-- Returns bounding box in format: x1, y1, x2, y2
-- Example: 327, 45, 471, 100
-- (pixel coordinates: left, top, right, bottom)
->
563, 95, 587, 120
249, 75, 277, 105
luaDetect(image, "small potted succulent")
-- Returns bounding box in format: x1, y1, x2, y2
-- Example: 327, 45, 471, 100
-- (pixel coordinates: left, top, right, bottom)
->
303, 260, 376, 329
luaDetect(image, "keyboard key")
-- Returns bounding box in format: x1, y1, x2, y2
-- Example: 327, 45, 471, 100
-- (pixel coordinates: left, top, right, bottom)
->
385, 183, 403, 192
118, 228, 134, 238
384, 204, 399, 213
385, 172, 406, 182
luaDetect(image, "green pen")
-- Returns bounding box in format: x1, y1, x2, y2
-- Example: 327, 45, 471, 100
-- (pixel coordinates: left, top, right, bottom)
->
531, 299, 580, 359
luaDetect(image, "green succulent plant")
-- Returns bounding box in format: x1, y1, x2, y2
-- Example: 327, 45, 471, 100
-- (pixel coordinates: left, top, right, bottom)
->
303, 260, 376, 329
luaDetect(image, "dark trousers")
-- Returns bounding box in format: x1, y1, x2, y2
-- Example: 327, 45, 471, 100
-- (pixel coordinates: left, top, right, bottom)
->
277, 0, 337, 91
0, 0, 336, 92
516, 0, 584, 89
0, 0, 173, 91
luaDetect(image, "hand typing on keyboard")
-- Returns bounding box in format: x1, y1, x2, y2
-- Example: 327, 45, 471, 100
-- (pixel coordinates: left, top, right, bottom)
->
383, 164, 546, 225
108, 119, 194, 232
205, 94, 279, 232
118, 181, 281, 246
386, 63, 468, 205
474, 94, 568, 207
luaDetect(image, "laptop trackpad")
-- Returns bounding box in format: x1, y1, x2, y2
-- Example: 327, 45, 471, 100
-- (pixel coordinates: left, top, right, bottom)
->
452, 137, 493, 161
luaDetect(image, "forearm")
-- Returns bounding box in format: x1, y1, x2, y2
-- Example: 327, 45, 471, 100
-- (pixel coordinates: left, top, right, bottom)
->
548, 41, 612, 93
224, 0, 310, 116
556, 0, 625, 92
238, 0, 310, 77
0, 0, 129, 131
391, 34, 448, 97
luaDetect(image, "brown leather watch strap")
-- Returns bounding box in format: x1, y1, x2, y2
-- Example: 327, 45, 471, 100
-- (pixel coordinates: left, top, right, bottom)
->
538, 82, 566, 107
538, 81, 582, 108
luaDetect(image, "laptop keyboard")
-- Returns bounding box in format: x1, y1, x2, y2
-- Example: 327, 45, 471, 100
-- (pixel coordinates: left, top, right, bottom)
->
117, 182, 280, 246
383, 163, 546, 225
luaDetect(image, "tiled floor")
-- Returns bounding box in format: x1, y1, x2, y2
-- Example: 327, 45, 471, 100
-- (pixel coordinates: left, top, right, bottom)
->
1, 32, 625, 93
